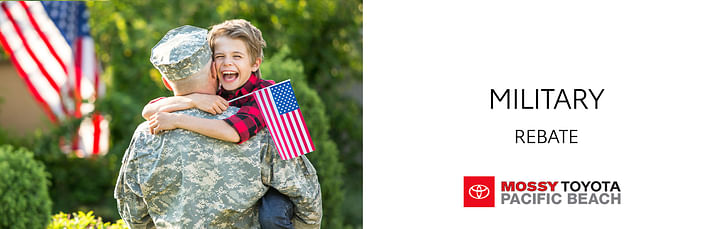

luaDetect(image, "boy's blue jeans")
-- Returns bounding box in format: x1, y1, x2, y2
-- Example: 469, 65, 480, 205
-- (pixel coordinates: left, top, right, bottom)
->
259, 187, 295, 229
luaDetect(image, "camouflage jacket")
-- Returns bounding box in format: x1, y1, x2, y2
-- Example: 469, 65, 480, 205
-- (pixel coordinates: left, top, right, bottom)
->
114, 108, 322, 229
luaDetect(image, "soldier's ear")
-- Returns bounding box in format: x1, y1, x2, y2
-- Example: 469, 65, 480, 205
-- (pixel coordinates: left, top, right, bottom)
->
210, 61, 218, 80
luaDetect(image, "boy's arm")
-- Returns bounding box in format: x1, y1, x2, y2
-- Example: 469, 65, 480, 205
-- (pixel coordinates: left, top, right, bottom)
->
149, 112, 240, 143
147, 96, 264, 144
142, 97, 191, 120
221, 100, 266, 144
141, 94, 229, 120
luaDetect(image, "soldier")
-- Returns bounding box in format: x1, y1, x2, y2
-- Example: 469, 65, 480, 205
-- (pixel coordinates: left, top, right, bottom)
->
114, 25, 322, 229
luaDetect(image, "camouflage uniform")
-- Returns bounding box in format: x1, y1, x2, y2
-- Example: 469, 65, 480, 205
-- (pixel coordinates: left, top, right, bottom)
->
114, 107, 322, 228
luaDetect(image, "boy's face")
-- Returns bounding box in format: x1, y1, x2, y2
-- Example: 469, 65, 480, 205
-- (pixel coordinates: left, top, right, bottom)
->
213, 36, 260, 91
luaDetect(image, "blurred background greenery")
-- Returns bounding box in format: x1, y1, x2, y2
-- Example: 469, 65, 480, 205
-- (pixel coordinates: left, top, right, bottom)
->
0, 0, 361, 228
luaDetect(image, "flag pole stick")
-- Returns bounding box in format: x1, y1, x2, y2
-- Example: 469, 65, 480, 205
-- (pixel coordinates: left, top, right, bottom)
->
227, 79, 291, 103
227, 92, 253, 103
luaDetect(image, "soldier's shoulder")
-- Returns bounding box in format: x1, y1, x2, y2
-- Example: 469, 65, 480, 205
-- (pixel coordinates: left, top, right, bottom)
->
133, 121, 150, 134
127, 121, 152, 143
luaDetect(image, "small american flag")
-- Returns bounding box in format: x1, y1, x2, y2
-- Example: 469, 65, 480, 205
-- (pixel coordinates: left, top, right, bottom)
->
0, 1, 107, 157
253, 80, 315, 160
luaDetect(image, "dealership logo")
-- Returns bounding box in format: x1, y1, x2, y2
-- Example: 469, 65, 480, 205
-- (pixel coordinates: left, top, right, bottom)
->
464, 176, 622, 207
463, 176, 495, 207
468, 184, 490, 199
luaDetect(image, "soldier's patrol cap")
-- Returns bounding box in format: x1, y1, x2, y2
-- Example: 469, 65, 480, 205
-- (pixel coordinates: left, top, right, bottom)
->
150, 25, 211, 81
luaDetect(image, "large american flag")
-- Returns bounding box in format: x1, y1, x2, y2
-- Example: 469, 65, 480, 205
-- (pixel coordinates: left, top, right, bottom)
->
253, 80, 315, 160
0, 1, 108, 157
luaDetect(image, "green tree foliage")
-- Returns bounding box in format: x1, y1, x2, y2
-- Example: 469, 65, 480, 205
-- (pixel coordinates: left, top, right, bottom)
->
0, 145, 52, 229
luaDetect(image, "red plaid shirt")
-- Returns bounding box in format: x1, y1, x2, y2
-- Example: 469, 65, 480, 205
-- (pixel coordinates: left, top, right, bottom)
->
148, 73, 274, 144
218, 72, 274, 144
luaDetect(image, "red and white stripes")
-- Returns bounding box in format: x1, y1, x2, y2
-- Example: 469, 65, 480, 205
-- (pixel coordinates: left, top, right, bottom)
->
0, 1, 70, 122
0, 1, 107, 157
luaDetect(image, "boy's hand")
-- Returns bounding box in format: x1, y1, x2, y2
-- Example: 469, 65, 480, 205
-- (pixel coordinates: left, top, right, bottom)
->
148, 112, 179, 134
184, 93, 229, 115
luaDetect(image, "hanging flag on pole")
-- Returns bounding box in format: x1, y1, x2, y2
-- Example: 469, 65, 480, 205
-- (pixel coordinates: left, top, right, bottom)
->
253, 80, 315, 160
0, 1, 108, 157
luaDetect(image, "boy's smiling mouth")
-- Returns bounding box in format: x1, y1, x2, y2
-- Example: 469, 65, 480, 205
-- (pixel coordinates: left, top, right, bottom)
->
221, 70, 239, 83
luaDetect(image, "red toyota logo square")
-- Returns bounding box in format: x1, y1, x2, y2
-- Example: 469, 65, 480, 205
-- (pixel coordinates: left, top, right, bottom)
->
464, 176, 495, 207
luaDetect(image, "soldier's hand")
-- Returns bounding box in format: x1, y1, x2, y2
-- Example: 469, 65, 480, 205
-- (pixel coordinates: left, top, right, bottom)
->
185, 93, 228, 115
149, 112, 179, 134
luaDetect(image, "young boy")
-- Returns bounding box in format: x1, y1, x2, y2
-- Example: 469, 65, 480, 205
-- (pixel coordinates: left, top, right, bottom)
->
142, 19, 297, 229
143, 19, 272, 145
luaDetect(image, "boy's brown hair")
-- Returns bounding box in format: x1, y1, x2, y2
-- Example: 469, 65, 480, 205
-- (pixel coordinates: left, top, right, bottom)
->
208, 19, 267, 65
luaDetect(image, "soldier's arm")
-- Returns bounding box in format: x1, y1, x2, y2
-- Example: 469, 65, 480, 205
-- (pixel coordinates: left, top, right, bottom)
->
262, 135, 322, 228
115, 136, 155, 229
117, 191, 154, 229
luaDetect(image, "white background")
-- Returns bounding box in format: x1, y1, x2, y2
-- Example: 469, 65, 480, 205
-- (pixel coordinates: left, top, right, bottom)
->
364, 1, 725, 228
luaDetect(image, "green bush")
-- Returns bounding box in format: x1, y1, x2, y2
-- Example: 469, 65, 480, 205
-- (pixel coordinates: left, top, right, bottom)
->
0, 118, 122, 220
0, 144, 52, 229
48, 211, 127, 229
